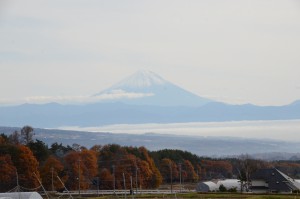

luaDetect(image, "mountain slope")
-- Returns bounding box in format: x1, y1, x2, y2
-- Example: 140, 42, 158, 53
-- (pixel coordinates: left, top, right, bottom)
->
94, 70, 212, 107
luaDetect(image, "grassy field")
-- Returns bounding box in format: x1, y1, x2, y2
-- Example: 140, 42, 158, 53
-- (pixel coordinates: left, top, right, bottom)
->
85, 192, 300, 199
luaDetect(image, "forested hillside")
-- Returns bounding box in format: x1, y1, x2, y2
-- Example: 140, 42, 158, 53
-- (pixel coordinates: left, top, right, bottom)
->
1, 126, 300, 192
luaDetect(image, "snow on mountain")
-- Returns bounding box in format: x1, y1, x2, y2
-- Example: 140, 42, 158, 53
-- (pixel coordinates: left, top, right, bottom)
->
94, 70, 212, 107
111, 70, 166, 89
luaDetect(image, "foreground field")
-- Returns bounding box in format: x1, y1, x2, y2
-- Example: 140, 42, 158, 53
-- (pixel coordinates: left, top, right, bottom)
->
86, 192, 300, 199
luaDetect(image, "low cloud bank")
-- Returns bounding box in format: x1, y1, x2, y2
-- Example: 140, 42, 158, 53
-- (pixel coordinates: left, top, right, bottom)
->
59, 120, 300, 142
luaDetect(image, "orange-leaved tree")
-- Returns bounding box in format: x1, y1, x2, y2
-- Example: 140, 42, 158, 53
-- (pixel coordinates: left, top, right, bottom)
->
0, 154, 17, 191
40, 155, 67, 191
64, 149, 98, 190
182, 160, 197, 182
99, 168, 113, 189
159, 158, 178, 183
138, 147, 162, 188
15, 145, 40, 188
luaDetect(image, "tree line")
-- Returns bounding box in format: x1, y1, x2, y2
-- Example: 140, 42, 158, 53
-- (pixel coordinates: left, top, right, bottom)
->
1, 126, 300, 192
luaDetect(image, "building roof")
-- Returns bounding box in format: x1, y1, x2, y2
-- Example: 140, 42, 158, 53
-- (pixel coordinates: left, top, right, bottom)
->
251, 168, 300, 192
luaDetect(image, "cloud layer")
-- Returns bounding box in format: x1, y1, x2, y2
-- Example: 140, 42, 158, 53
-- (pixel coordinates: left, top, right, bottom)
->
60, 120, 300, 142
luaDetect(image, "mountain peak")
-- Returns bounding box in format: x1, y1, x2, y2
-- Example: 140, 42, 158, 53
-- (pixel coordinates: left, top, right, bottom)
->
94, 70, 212, 107
112, 70, 167, 89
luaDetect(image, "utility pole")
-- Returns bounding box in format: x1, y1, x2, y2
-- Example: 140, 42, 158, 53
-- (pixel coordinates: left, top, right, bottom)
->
78, 159, 81, 196
130, 176, 133, 199
112, 165, 115, 194
16, 171, 19, 190
123, 173, 127, 199
135, 164, 138, 195
97, 177, 99, 196
179, 163, 182, 193
51, 167, 54, 192
170, 163, 173, 194
16, 171, 20, 199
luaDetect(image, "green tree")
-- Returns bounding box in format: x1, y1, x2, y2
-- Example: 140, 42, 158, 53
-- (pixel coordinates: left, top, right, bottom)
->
50, 142, 73, 157
219, 184, 227, 192
27, 139, 50, 163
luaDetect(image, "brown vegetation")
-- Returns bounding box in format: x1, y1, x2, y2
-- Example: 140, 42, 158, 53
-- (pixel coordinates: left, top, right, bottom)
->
1, 127, 300, 193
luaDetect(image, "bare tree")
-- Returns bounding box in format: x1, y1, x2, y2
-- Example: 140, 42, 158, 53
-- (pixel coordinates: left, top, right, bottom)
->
9, 130, 21, 144
236, 154, 267, 192
21, 125, 34, 145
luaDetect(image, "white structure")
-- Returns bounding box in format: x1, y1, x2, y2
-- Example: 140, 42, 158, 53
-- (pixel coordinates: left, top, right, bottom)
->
197, 169, 300, 193
0, 192, 43, 199
196, 179, 241, 192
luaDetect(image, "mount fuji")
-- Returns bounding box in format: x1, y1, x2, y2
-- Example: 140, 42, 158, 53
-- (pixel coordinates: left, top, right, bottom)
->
0, 70, 300, 128
94, 70, 212, 107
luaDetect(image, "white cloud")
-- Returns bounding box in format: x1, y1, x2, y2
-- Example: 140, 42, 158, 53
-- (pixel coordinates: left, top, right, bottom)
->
0, 90, 154, 105
94, 89, 154, 100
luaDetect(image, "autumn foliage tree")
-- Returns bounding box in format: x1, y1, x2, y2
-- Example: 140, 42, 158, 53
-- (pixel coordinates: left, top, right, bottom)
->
201, 159, 233, 179
15, 145, 40, 188
0, 141, 40, 189
39, 156, 67, 191
95, 145, 162, 189
137, 147, 162, 188
0, 154, 17, 191
64, 149, 98, 190
99, 168, 113, 189
159, 158, 178, 183
182, 160, 197, 182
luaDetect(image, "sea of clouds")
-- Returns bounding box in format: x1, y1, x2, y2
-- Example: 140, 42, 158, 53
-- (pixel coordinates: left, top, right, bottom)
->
59, 119, 300, 142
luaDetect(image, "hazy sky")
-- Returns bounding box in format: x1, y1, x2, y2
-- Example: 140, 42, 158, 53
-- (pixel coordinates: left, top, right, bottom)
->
1, 0, 300, 106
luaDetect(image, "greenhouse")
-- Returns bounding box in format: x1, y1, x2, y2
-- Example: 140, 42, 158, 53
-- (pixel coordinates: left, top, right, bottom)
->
196, 179, 241, 192
0, 192, 43, 199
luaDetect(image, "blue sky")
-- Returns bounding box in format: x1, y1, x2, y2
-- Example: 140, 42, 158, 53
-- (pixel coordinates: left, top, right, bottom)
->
1, 0, 300, 105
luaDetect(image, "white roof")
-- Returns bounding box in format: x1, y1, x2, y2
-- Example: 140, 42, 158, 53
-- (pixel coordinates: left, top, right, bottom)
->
0, 192, 43, 199
202, 181, 219, 191
201, 179, 241, 191
216, 179, 241, 190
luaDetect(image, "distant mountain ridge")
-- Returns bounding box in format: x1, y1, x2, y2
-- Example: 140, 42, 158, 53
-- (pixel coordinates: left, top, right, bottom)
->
0, 101, 300, 128
0, 70, 299, 128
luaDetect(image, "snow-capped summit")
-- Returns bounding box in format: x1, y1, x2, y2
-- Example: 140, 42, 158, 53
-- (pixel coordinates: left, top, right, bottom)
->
112, 70, 167, 89
94, 70, 213, 107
